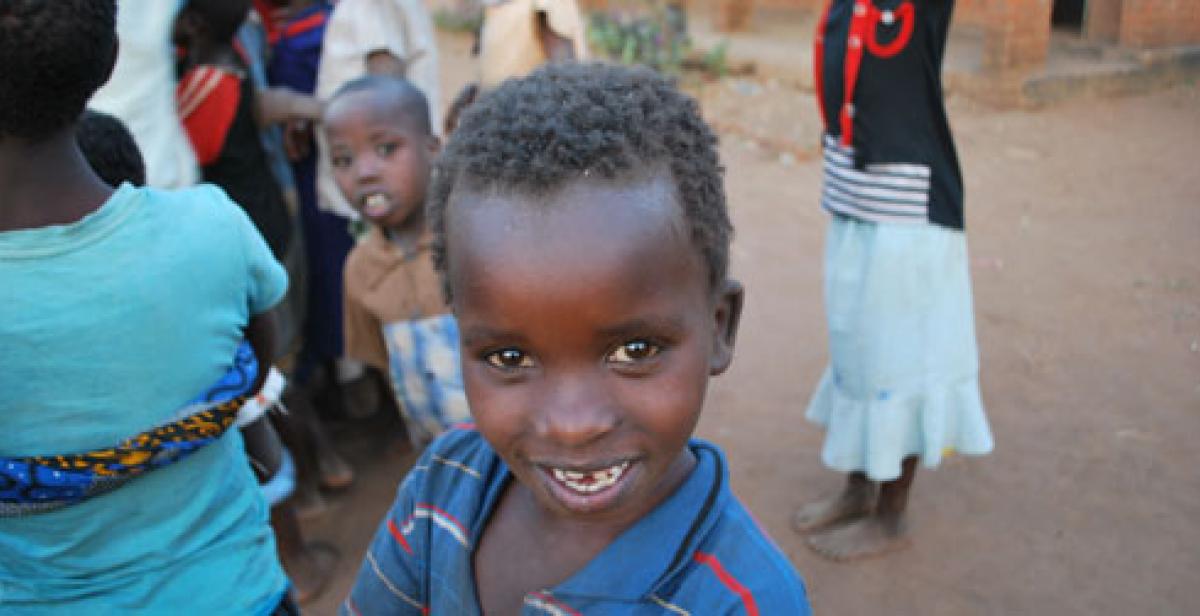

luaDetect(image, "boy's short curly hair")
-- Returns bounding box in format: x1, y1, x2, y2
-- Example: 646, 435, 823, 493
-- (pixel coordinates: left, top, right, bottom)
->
428, 62, 731, 297
0, 0, 118, 141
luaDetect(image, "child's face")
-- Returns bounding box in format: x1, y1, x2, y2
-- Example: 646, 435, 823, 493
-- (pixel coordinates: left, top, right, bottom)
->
325, 90, 438, 231
447, 173, 743, 526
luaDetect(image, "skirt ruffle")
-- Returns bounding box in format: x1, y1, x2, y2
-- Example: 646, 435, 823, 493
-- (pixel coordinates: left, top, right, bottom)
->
806, 368, 993, 481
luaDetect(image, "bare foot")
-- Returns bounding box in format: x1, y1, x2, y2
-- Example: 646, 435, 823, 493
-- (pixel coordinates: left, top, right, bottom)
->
805, 515, 911, 561
285, 542, 340, 605
792, 485, 874, 534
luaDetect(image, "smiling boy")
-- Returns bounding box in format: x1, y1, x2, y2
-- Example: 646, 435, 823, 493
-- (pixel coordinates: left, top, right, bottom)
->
343, 63, 810, 615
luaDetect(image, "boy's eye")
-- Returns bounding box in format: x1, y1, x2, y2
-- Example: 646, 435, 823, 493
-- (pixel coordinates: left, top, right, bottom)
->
484, 348, 535, 370
331, 154, 352, 169
607, 339, 661, 364
376, 142, 399, 158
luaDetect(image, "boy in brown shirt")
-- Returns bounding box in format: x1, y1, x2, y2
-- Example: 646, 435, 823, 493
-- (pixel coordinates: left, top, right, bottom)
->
327, 76, 469, 446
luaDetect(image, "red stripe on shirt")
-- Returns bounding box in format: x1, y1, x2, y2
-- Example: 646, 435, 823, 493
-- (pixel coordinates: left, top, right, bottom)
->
253, 0, 282, 44
344, 598, 362, 616
387, 518, 414, 554
694, 551, 760, 616
284, 11, 328, 39
530, 592, 582, 616
451, 422, 476, 431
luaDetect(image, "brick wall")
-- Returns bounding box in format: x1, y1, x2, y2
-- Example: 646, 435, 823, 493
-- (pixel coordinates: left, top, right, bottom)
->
954, 0, 991, 26
983, 0, 1052, 70
1086, 0, 1123, 42
1117, 0, 1200, 47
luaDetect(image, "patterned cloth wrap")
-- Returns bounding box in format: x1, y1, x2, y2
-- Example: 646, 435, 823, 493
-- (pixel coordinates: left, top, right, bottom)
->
382, 314, 471, 446
0, 342, 258, 517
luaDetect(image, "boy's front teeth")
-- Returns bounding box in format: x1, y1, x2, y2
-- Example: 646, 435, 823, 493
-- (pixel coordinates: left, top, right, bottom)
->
551, 461, 631, 493
364, 194, 389, 212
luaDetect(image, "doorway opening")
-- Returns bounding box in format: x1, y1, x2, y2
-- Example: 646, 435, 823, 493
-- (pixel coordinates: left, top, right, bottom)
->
1052, 0, 1086, 33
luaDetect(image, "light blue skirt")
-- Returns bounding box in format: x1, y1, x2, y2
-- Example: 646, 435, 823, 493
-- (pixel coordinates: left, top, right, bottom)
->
806, 215, 994, 481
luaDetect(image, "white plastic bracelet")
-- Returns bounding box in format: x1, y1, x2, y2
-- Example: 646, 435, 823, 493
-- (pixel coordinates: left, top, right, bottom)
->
236, 367, 287, 428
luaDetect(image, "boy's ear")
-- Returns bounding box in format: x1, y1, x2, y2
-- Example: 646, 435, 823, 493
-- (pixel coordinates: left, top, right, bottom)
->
709, 278, 744, 376
427, 134, 442, 156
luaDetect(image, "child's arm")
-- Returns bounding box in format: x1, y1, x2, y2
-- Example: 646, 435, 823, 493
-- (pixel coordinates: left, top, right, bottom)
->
534, 0, 585, 62
177, 67, 240, 167
342, 469, 427, 614
536, 12, 575, 62
345, 434, 456, 612
214, 184, 292, 484
254, 87, 324, 127
240, 309, 284, 483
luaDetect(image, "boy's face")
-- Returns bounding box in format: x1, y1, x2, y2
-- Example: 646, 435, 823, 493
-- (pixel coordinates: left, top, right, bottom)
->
447, 173, 743, 527
325, 89, 438, 231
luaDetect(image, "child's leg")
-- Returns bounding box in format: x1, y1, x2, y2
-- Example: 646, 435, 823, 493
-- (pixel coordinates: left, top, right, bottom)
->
338, 360, 385, 419
279, 386, 355, 491
807, 455, 918, 560
792, 471, 875, 533
270, 503, 339, 604
876, 455, 918, 524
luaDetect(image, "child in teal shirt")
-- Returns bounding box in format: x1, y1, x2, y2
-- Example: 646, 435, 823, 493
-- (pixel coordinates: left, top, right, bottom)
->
0, 2, 291, 612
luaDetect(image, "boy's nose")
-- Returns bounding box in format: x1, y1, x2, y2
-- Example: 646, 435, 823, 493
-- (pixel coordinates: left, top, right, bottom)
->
353, 156, 381, 182
534, 371, 619, 448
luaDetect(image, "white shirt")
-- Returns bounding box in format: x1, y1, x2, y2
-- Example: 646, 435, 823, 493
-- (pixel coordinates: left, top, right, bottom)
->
90, 0, 198, 189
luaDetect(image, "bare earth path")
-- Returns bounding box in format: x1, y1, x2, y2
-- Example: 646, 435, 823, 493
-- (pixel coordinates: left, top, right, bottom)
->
307, 31, 1200, 614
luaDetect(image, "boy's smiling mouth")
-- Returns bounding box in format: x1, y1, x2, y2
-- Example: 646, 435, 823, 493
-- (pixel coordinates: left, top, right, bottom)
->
535, 458, 639, 513
549, 460, 631, 494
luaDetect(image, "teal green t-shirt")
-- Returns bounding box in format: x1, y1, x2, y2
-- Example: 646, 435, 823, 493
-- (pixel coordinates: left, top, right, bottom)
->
0, 184, 289, 614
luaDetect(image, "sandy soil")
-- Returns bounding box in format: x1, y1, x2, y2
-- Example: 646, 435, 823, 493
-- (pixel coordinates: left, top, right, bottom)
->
304, 30, 1200, 615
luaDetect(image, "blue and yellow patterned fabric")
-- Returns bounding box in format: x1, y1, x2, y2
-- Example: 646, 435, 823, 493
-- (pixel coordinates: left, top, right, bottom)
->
0, 342, 258, 517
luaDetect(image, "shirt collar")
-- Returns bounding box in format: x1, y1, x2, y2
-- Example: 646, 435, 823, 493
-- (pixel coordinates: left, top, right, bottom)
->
370, 226, 433, 258
550, 439, 730, 602
359, 226, 434, 283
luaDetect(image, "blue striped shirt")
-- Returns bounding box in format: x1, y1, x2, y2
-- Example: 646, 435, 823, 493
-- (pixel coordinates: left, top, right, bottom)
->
343, 427, 811, 615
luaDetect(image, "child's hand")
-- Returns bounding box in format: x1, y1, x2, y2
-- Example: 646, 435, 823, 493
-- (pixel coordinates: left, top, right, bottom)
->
364, 49, 425, 77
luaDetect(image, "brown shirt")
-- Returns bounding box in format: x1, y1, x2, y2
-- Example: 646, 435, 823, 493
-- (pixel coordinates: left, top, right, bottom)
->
343, 227, 449, 372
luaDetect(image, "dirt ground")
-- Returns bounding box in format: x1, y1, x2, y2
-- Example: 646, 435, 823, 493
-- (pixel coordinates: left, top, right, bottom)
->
304, 30, 1200, 615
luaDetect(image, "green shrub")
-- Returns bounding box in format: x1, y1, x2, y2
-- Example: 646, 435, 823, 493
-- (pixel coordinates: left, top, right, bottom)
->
588, 0, 690, 74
